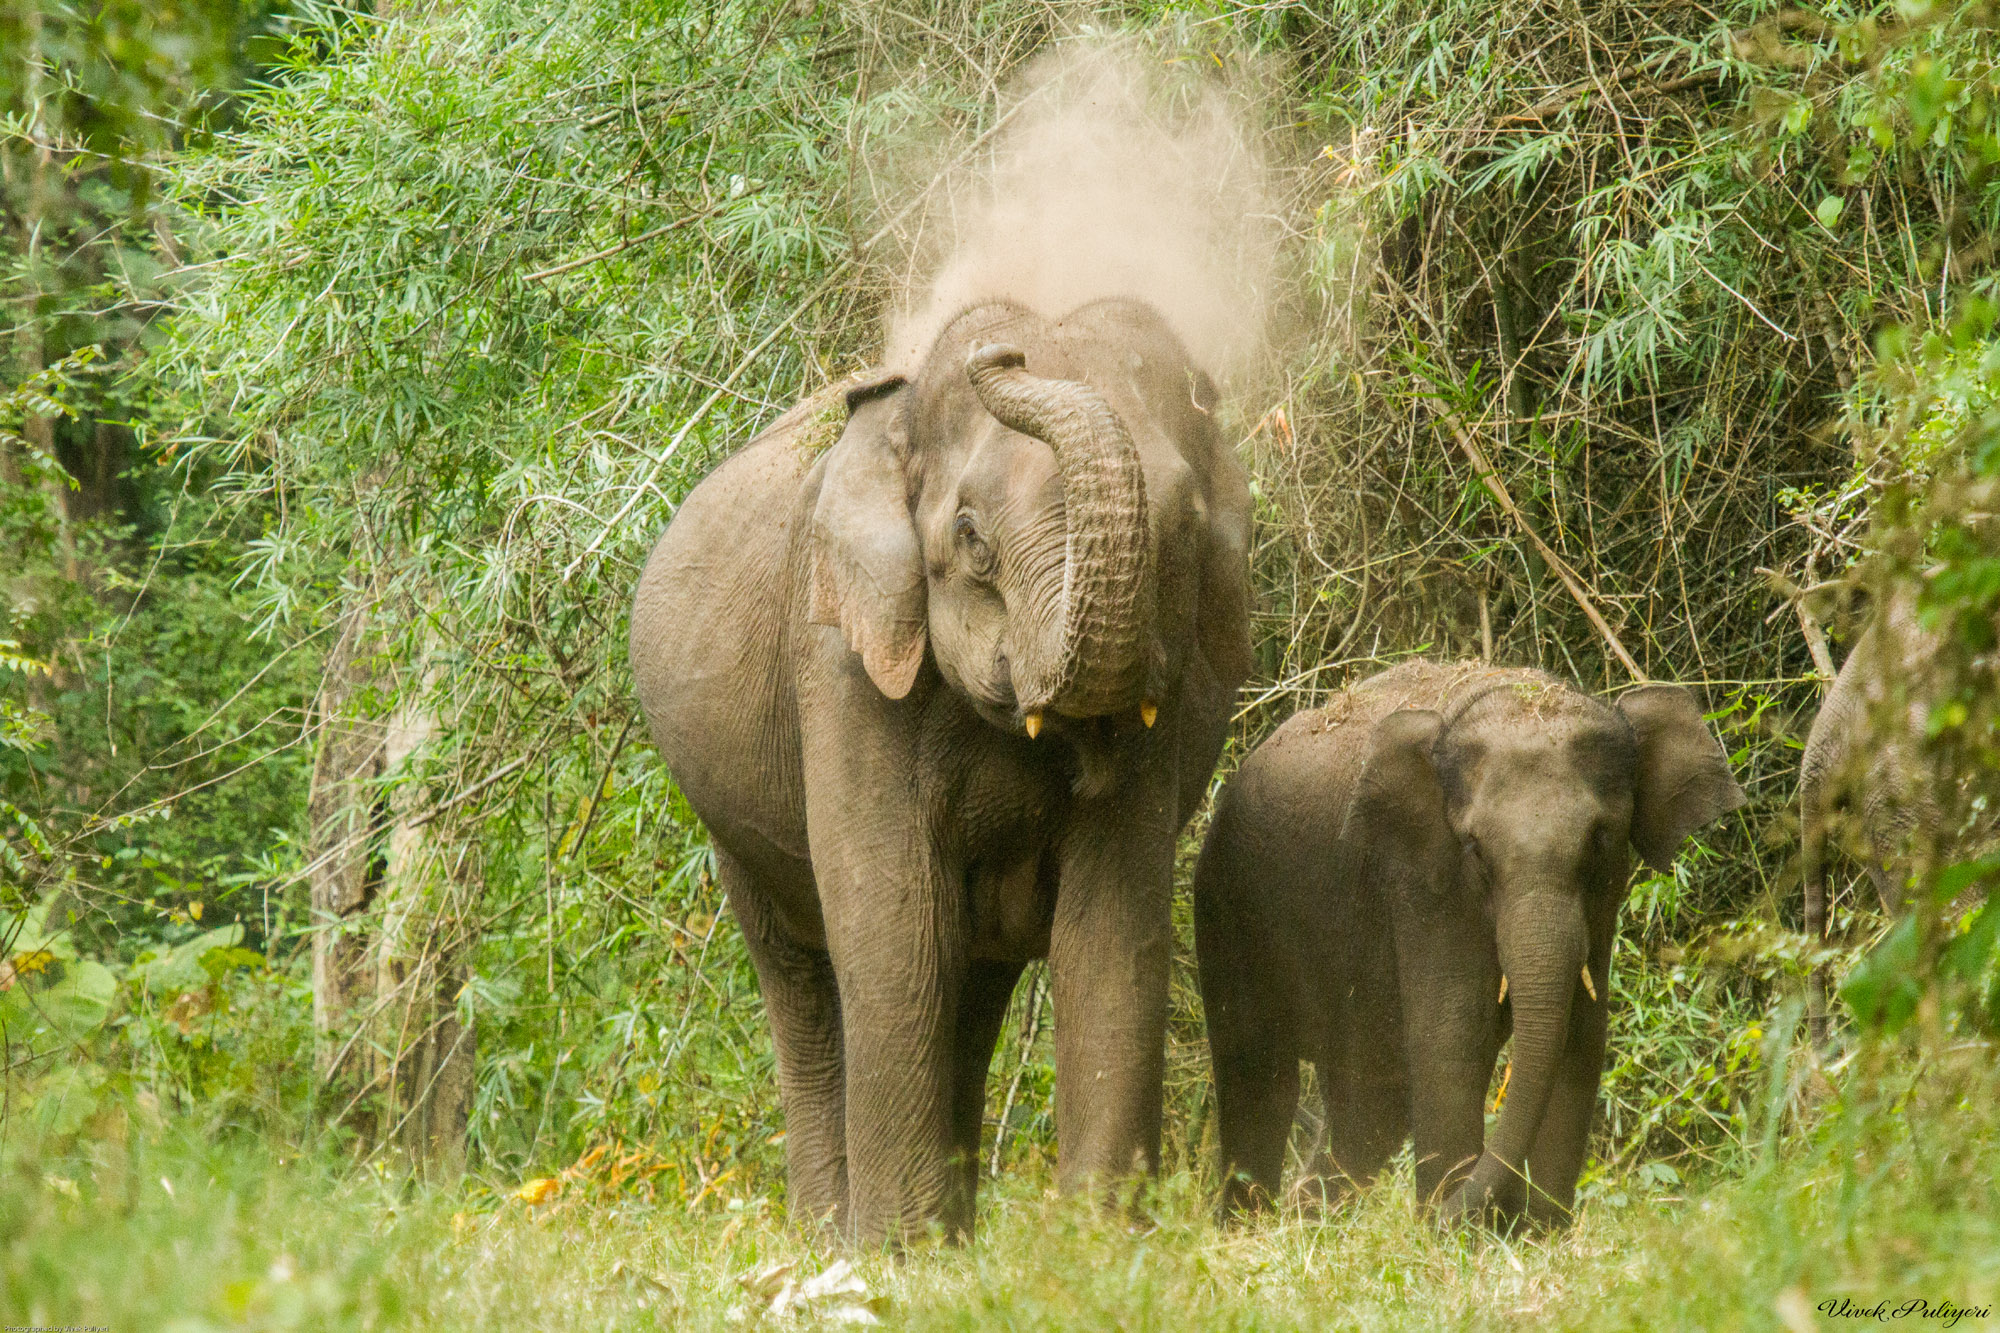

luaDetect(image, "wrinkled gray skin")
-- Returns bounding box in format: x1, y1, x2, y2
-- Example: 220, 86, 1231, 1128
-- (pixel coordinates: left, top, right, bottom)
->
1195, 661, 1744, 1228
629, 298, 1252, 1243
1800, 595, 1949, 1040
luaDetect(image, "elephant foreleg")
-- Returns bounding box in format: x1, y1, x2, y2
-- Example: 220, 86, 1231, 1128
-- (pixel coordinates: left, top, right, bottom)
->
1048, 785, 1175, 1196
717, 849, 849, 1232
945, 958, 1025, 1235
1405, 1042, 1494, 1208
1394, 915, 1501, 1208
1802, 796, 1831, 1045
1194, 841, 1296, 1218
827, 894, 962, 1243
801, 658, 966, 1243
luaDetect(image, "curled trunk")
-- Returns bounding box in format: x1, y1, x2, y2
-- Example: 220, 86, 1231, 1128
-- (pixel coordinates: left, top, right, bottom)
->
966, 343, 1154, 718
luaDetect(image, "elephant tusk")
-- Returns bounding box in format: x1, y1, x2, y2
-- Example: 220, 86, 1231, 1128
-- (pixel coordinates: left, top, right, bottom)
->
1497, 974, 1508, 1005
1579, 967, 1598, 1002
1024, 712, 1043, 739
1140, 701, 1159, 728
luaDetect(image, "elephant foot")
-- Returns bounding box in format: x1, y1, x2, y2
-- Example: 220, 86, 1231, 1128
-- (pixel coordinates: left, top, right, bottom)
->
1215, 1175, 1275, 1226
1284, 1167, 1362, 1222
1436, 1179, 1481, 1228
1436, 1176, 1528, 1233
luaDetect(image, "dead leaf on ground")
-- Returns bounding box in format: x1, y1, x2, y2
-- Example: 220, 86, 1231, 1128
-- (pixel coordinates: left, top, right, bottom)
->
730, 1258, 887, 1325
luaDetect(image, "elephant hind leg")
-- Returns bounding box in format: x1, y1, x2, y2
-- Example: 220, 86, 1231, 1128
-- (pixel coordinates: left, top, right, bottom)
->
1315, 1049, 1408, 1203
1210, 1030, 1298, 1219
944, 958, 1026, 1238
1313, 929, 1408, 1203
716, 848, 848, 1232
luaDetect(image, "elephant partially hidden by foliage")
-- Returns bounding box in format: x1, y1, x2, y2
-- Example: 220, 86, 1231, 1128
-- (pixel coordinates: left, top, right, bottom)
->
1194, 661, 1744, 1228
1797, 594, 1990, 1038
1801, 596, 1944, 955
629, 298, 1253, 1242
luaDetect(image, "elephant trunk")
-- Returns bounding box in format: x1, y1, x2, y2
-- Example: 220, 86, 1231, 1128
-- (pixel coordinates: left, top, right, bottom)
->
1802, 773, 1829, 1042
1799, 697, 1849, 1043
1467, 888, 1587, 1212
966, 343, 1155, 718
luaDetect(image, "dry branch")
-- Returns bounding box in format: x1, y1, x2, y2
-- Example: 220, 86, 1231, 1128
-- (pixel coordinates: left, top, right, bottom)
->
1493, 55, 1721, 128
1433, 408, 1648, 681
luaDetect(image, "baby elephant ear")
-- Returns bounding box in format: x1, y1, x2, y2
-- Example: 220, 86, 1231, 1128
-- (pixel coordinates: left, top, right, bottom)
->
1338, 709, 1450, 892
1617, 684, 1748, 872
808, 374, 928, 699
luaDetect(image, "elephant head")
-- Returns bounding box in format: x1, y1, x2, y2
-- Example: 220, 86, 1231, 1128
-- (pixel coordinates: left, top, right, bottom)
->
1340, 676, 1744, 1222
805, 298, 1250, 759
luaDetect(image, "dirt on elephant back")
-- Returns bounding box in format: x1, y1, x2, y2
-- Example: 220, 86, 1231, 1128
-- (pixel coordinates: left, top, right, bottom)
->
773, 377, 861, 465
789, 398, 847, 462
1351, 658, 1545, 709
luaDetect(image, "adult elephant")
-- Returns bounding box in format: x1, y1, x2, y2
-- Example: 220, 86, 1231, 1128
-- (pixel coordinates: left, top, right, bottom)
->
629, 298, 1253, 1243
1798, 592, 1984, 1038
1195, 661, 1743, 1227
1801, 595, 1940, 937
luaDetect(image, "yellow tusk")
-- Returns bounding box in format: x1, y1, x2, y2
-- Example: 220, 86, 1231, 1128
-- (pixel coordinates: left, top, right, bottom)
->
1497, 975, 1508, 1005
1580, 967, 1598, 1002
1024, 712, 1043, 739
1140, 701, 1159, 728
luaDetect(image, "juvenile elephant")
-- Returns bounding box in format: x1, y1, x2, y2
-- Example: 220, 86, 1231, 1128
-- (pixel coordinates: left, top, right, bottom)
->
630, 298, 1252, 1242
1195, 660, 1743, 1227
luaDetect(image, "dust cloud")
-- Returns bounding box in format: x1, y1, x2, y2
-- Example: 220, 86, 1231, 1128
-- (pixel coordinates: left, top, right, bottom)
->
877, 38, 1283, 391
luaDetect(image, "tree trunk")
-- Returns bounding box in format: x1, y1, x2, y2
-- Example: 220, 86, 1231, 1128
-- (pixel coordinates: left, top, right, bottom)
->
370, 705, 479, 1177
306, 593, 477, 1177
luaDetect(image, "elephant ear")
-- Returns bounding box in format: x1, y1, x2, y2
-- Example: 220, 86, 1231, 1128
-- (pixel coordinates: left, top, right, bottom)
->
1337, 709, 1451, 903
1617, 684, 1748, 872
807, 374, 927, 699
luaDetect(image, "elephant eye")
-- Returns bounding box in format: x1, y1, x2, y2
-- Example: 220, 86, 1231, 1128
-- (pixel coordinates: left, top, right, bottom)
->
953, 511, 996, 575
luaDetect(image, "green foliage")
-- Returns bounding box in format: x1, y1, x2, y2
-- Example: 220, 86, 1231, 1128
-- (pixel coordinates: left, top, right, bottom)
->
5, 8, 2000, 1321
145, 0, 978, 1178
1784, 0, 2000, 1033
0, 890, 304, 1163
127, 0, 1778, 1190
38, 0, 1864, 1198
5, 1054, 1999, 1329
2, 0, 294, 358
2, 0, 319, 1143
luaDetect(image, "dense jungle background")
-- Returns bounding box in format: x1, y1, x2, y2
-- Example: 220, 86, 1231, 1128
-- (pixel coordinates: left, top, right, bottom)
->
5, 0, 2000, 1326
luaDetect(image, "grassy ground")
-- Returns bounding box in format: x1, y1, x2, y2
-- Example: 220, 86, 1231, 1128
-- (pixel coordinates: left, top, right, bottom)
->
8, 1051, 2000, 1332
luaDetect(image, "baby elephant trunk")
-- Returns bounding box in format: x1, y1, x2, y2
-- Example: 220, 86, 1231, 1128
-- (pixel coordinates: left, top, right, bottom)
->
1464, 888, 1589, 1217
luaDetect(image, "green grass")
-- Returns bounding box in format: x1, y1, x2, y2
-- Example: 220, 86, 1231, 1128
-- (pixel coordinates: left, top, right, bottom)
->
9, 1055, 1999, 1332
